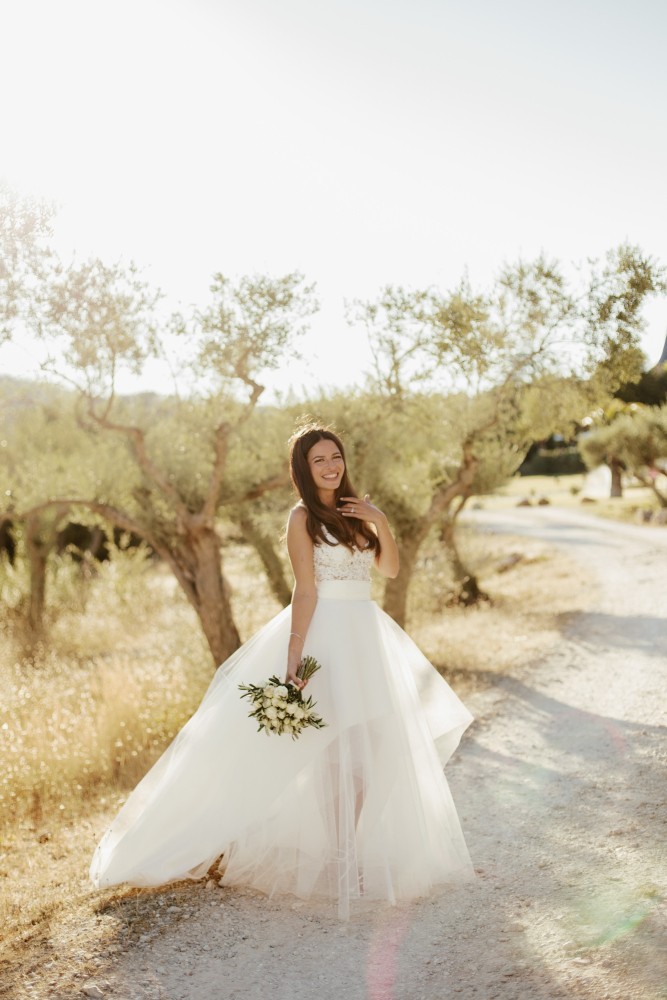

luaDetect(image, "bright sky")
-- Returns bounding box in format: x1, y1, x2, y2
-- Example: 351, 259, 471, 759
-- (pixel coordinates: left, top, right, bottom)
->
2, 0, 667, 397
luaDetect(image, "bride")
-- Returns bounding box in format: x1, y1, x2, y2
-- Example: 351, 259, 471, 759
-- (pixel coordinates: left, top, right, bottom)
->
91, 425, 475, 918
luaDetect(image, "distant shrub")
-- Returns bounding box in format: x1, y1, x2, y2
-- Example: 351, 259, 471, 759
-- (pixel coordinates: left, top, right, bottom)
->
519, 446, 586, 477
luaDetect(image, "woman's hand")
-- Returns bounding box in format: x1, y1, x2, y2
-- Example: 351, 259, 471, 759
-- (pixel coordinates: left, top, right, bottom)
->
285, 657, 307, 690
339, 494, 386, 525
341, 493, 400, 578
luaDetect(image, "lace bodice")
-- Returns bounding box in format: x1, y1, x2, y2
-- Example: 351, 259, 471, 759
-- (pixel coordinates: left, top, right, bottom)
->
313, 529, 374, 582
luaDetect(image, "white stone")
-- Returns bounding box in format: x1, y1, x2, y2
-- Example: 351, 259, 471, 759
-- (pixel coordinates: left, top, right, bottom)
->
82, 986, 104, 999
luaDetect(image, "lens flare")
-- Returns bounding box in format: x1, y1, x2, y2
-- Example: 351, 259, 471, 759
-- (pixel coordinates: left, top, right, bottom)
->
365, 907, 413, 1000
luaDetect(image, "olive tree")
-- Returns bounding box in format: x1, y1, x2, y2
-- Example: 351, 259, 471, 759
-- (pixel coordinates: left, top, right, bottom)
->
0, 381, 131, 634
579, 404, 667, 508
1, 220, 317, 662
350, 247, 666, 625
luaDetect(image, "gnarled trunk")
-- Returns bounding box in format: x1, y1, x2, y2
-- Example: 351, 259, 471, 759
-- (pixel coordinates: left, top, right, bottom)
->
238, 516, 291, 607
648, 482, 667, 508
441, 512, 489, 607
383, 441, 479, 627
167, 525, 241, 667
26, 515, 48, 635
382, 532, 425, 628
635, 469, 667, 508
24, 508, 70, 637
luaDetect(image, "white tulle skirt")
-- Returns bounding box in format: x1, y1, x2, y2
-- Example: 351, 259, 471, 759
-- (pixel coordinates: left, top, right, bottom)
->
90, 580, 475, 918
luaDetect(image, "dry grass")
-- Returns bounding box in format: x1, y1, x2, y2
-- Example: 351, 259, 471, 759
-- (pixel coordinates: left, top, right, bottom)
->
0, 540, 282, 995
407, 523, 594, 692
0, 544, 282, 836
1, 529, 592, 996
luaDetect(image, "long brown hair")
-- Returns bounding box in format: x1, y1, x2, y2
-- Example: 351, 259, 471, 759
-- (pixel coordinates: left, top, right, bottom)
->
289, 424, 380, 552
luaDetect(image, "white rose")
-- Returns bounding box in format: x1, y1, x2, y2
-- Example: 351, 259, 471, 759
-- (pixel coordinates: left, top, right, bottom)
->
286, 703, 297, 716
274, 685, 288, 698
273, 698, 288, 709
262, 698, 272, 707
263, 685, 275, 698
265, 706, 278, 720
293, 707, 305, 720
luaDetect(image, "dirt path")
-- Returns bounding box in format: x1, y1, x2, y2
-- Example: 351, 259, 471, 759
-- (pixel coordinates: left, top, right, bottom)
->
76, 510, 667, 1000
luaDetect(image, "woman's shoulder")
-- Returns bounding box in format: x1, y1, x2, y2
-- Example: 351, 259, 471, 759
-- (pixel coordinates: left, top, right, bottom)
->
286, 503, 314, 554
287, 502, 308, 531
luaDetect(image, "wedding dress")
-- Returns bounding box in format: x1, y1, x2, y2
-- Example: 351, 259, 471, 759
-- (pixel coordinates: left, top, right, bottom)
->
90, 530, 475, 918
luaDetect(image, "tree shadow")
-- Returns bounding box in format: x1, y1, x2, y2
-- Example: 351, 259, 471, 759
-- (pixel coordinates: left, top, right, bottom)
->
445, 669, 667, 997
560, 610, 667, 658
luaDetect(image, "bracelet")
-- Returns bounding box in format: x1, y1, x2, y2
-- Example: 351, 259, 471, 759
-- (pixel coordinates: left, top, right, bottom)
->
289, 631, 304, 641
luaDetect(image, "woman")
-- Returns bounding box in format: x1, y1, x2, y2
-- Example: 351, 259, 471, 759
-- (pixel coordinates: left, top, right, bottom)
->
91, 425, 474, 918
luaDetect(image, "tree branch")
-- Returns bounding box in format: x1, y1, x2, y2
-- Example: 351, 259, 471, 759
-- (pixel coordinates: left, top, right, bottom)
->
82, 396, 190, 517
241, 472, 290, 502
16, 496, 200, 602
203, 420, 231, 520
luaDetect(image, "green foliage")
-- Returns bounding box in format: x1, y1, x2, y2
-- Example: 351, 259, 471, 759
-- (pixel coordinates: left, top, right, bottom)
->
431, 277, 499, 381
140, 398, 295, 517
296, 391, 516, 531
348, 285, 434, 398
180, 272, 319, 399
585, 245, 667, 391
0, 183, 54, 343
494, 255, 576, 379
579, 405, 667, 475
3, 204, 667, 639
615, 365, 667, 406
38, 258, 161, 395
512, 376, 597, 443
353, 248, 666, 411
0, 383, 132, 513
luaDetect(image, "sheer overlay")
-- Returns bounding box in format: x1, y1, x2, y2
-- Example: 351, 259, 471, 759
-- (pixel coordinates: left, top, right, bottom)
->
90, 533, 474, 918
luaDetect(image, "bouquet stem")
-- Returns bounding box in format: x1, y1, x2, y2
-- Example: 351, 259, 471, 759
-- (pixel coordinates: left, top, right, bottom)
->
296, 654, 321, 684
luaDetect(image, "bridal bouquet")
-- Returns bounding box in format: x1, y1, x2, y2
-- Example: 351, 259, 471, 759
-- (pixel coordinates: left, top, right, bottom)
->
238, 655, 326, 740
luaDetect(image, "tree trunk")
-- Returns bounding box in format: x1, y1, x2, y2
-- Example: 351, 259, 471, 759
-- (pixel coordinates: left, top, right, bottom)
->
609, 456, 624, 497
170, 527, 241, 666
192, 529, 241, 665
383, 441, 480, 626
648, 483, 667, 509
635, 470, 667, 508
382, 532, 424, 627
238, 516, 291, 607
441, 514, 489, 607
26, 514, 48, 634
24, 508, 70, 637
48, 501, 245, 669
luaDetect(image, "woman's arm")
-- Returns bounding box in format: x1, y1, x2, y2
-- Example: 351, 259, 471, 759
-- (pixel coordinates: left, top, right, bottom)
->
339, 494, 400, 579
371, 511, 400, 579
285, 506, 318, 688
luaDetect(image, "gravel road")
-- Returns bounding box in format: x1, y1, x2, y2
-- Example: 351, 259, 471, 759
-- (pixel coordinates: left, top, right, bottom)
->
91, 508, 667, 1000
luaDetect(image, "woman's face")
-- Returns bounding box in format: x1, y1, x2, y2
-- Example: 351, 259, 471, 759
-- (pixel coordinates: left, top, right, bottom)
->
307, 438, 345, 497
